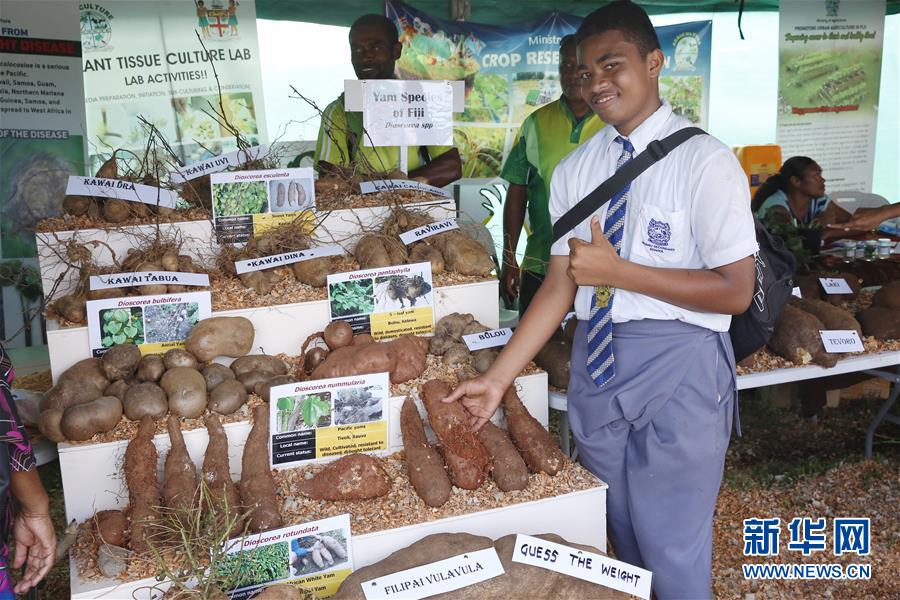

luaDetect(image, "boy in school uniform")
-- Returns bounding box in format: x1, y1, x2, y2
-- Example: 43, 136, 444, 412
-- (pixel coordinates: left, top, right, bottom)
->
446, 1, 758, 597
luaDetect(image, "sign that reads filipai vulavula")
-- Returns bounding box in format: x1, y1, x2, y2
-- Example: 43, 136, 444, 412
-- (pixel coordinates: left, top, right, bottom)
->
234, 245, 344, 275
169, 144, 269, 183
269, 372, 389, 469
86, 291, 211, 358
65, 176, 178, 209
220, 514, 352, 599
512, 534, 652, 599
398, 219, 459, 245
89, 271, 210, 290
362, 548, 504, 600
362, 80, 453, 147
359, 179, 451, 199
463, 327, 513, 351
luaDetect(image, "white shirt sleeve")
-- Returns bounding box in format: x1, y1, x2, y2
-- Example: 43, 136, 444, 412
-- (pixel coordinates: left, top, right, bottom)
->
549, 158, 577, 256
689, 147, 759, 269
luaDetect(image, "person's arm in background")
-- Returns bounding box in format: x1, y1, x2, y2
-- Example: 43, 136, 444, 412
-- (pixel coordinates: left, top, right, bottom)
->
10, 469, 55, 594
827, 203, 900, 233
314, 99, 351, 177
410, 148, 462, 187
501, 184, 528, 302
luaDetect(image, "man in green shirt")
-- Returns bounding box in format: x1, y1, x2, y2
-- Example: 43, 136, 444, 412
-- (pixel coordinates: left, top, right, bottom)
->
500, 34, 603, 315
315, 14, 462, 187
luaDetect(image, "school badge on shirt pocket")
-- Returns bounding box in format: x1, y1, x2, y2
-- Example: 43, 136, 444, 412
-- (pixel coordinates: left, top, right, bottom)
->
634, 204, 685, 263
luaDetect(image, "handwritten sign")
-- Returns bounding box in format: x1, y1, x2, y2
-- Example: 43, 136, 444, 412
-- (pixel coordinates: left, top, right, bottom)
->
511, 534, 652, 599
362, 548, 504, 600
169, 144, 269, 183
362, 80, 453, 147
462, 327, 512, 351
820, 330, 864, 353
398, 219, 459, 245
359, 179, 451, 199
234, 246, 344, 275
65, 176, 178, 208
89, 271, 209, 290
819, 278, 853, 294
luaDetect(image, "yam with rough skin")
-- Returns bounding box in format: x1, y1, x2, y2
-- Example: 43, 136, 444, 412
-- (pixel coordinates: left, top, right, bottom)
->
502, 386, 565, 476
872, 280, 900, 310
60, 396, 123, 441
104, 380, 130, 402
768, 303, 837, 367
253, 585, 304, 600
408, 243, 444, 274
793, 298, 861, 336
476, 422, 529, 492
53, 293, 87, 323
137, 355, 165, 383
135, 262, 168, 295
298, 454, 391, 500
400, 398, 452, 507
291, 257, 334, 287
312, 343, 396, 380
420, 379, 489, 490
534, 341, 572, 389
124, 417, 159, 553
164, 415, 198, 516
102, 344, 142, 381
430, 230, 494, 276
240, 404, 283, 533
231, 355, 288, 377
857, 306, 900, 340
95, 510, 127, 547
38, 408, 65, 443
825, 272, 861, 305
163, 348, 199, 370
385, 336, 428, 383
240, 270, 277, 295
324, 321, 353, 351
354, 235, 407, 269
186, 316, 254, 362
203, 414, 241, 523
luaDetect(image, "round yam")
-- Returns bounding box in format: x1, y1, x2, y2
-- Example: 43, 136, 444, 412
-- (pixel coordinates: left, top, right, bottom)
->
60, 396, 123, 441
208, 380, 248, 415
124, 383, 168, 420
102, 344, 142, 381
202, 363, 236, 391
186, 317, 255, 362
160, 367, 207, 418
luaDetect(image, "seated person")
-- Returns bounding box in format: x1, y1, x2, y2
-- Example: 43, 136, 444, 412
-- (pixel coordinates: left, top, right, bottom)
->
314, 14, 462, 187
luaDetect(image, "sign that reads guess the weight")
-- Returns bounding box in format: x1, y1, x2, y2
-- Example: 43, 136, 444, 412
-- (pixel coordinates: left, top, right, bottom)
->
362, 548, 504, 600
362, 80, 453, 147
512, 534, 652, 599
462, 327, 513, 351
820, 330, 865, 353
819, 277, 854, 294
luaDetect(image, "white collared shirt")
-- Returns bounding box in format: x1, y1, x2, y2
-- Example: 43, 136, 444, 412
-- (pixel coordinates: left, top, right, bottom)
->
549, 101, 759, 332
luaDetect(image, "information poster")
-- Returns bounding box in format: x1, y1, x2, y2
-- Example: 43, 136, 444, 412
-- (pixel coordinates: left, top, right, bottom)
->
85, 291, 211, 357
362, 80, 453, 147
0, 0, 86, 259
269, 373, 389, 468
220, 515, 353, 599
210, 167, 315, 244
80, 0, 267, 172
326, 263, 434, 339
777, 0, 885, 193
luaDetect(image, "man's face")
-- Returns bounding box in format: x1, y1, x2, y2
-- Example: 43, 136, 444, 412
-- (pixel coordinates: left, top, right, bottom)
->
350, 24, 401, 80
576, 30, 662, 135
793, 163, 826, 198
559, 43, 581, 101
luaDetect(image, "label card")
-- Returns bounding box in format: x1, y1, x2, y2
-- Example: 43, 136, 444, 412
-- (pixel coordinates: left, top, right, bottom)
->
820, 330, 865, 353
89, 271, 210, 290
819, 278, 853, 294
210, 167, 315, 244
462, 327, 512, 351
362, 548, 504, 600
398, 219, 459, 245
169, 144, 269, 183
359, 179, 451, 199
362, 80, 453, 147
791, 287, 802, 298
511, 534, 652, 599
235, 246, 344, 275
86, 291, 211, 358
221, 514, 352, 600
326, 262, 434, 340
65, 176, 178, 208
269, 373, 389, 469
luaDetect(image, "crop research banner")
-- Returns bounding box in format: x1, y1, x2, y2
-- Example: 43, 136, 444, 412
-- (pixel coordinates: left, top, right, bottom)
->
79, 0, 267, 172
385, 1, 711, 179
777, 0, 885, 193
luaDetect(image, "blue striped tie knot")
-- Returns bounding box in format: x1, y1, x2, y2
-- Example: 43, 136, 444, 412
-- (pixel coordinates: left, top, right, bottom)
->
585, 136, 634, 387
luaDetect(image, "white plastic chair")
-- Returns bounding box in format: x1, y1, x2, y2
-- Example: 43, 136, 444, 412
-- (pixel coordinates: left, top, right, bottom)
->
829, 191, 890, 214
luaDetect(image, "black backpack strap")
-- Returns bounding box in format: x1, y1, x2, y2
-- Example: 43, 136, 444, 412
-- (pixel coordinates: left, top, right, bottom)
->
551, 126, 706, 243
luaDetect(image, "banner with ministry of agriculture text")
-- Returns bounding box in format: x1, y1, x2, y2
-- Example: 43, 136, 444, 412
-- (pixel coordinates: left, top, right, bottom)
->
80, 0, 267, 173
385, 0, 712, 179
776, 0, 885, 193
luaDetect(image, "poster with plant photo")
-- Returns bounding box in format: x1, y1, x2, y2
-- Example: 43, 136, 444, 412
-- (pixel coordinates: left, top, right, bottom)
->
85, 291, 211, 357
269, 372, 389, 469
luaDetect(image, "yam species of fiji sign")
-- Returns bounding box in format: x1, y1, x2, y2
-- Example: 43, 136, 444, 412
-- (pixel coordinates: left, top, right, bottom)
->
210, 167, 315, 244
326, 262, 434, 340
169, 144, 269, 183
86, 291, 211, 358
65, 176, 178, 209
362, 548, 505, 600
268, 373, 389, 469
362, 80, 453, 147
89, 271, 210, 290
512, 534, 653, 599
221, 514, 353, 599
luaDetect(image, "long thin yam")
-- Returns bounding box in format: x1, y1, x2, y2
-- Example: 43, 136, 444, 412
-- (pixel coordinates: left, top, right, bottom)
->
203, 414, 241, 522
123, 416, 158, 553
298, 454, 391, 500
400, 398, 452, 507
420, 380, 489, 490
476, 422, 529, 491
164, 415, 198, 515
502, 386, 565, 476
240, 404, 283, 533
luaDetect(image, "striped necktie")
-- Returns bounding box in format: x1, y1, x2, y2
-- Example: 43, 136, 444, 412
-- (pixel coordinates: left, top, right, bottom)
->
586, 136, 634, 387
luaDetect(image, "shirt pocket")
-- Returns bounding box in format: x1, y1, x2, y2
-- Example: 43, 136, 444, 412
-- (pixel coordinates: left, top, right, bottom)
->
629, 203, 688, 265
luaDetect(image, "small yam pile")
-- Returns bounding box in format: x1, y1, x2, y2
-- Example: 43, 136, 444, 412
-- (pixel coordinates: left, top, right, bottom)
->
428, 313, 501, 374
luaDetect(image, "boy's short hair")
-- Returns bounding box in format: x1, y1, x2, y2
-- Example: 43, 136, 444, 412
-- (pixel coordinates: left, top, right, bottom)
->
350, 14, 400, 47
575, 0, 661, 57
560, 34, 576, 52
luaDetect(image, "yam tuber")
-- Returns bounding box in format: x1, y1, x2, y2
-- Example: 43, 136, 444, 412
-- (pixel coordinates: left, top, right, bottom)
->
60, 395, 123, 441
793, 298, 861, 336
857, 306, 900, 340
298, 454, 391, 500
534, 341, 572, 389
240, 405, 283, 533
768, 303, 837, 367
429, 230, 494, 276
202, 414, 241, 524
476, 422, 529, 492
311, 342, 396, 380
400, 398, 452, 507
354, 235, 407, 269
291, 257, 334, 288
186, 316, 254, 362
163, 415, 198, 516
502, 386, 565, 476
95, 510, 127, 547
385, 336, 428, 384
872, 280, 900, 310
420, 380, 489, 490
102, 344, 142, 381
323, 321, 353, 351
408, 243, 445, 274
124, 416, 159, 553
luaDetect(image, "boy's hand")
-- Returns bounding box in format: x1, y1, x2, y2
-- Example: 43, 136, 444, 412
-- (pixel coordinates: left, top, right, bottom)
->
443, 375, 507, 431
566, 216, 622, 286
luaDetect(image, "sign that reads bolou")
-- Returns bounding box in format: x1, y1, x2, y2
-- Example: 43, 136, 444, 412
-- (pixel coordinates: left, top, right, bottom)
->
462, 327, 513, 351
268, 373, 389, 469
326, 262, 434, 340
362, 548, 505, 600
85, 291, 211, 358
362, 80, 453, 147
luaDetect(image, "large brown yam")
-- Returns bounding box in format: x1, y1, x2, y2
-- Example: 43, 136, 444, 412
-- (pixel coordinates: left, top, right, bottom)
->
872, 280, 900, 309
311, 343, 396, 380
124, 416, 159, 553
502, 386, 565, 476
354, 235, 393, 269
534, 340, 572, 389
793, 298, 862, 336
298, 454, 391, 501
291, 256, 334, 288
430, 231, 494, 276
163, 416, 198, 516
420, 379, 489, 490
41, 379, 103, 412
400, 398, 451, 508
95, 510, 127, 547
59, 357, 110, 391
793, 275, 823, 301
202, 415, 241, 522
857, 306, 900, 340
385, 336, 428, 383
240, 404, 283, 533
476, 422, 529, 492
408, 243, 444, 274
768, 303, 837, 367
185, 316, 254, 362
